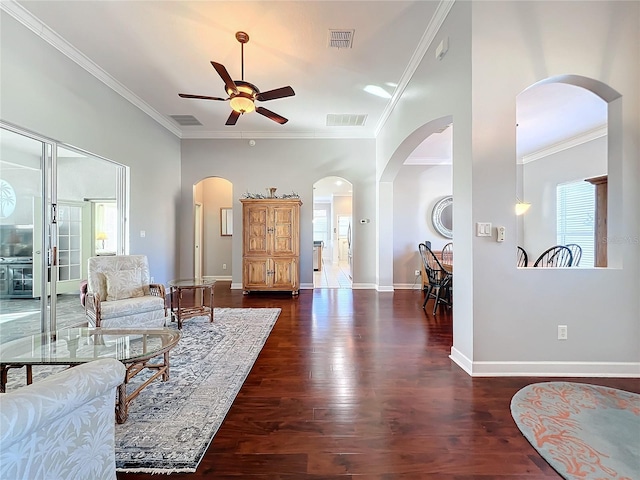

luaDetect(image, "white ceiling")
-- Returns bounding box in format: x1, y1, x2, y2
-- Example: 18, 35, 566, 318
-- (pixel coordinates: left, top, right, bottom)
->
6, 1, 607, 163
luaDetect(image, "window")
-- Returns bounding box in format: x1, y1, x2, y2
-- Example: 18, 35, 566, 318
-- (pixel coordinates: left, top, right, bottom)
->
556, 180, 595, 267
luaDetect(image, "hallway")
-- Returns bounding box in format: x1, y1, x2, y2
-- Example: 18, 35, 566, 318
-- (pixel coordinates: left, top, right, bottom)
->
313, 260, 352, 289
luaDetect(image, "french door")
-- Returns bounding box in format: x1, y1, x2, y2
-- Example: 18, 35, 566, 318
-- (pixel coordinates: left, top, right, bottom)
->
0, 123, 126, 340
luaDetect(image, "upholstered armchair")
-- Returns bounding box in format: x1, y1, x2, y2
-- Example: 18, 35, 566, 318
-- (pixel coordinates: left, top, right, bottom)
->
0, 358, 126, 480
85, 255, 167, 328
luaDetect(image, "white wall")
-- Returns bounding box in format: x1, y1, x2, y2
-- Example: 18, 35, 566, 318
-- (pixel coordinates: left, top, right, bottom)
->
393, 164, 452, 287
377, 1, 639, 375
377, 1, 474, 353
200, 177, 233, 277
521, 136, 607, 261
1, 12, 182, 284
179, 138, 376, 288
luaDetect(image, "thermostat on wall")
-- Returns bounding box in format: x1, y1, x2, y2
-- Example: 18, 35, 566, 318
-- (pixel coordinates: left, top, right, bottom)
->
360, 218, 370, 224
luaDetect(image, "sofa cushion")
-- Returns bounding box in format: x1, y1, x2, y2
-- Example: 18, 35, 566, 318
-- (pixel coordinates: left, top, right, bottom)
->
105, 267, 145, 301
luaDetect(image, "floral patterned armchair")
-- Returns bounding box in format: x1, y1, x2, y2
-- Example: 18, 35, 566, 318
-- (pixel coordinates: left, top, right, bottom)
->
0, 358, 126, 480
85, 255, 167, 328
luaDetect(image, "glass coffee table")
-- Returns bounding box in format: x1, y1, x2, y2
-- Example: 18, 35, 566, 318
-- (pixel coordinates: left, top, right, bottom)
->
168, 278, 215, 329
0, 327, 181, 423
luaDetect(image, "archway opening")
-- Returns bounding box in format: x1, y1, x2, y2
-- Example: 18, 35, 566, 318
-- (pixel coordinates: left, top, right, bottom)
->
193, 177, 233, 281
312, 176, 353, 289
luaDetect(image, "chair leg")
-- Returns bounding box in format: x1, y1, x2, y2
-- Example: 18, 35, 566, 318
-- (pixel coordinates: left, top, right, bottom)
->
422, 285, 432, 310
433, 287, 445, 315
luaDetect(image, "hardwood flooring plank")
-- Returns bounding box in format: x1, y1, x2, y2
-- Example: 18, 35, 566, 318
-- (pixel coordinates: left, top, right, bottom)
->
117, 286, 640, 480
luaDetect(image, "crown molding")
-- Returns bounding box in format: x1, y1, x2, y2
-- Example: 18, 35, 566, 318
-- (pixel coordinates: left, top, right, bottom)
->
374, 0, 456, 137
180, 130, 374, 140
1, 0, 182, 137
520, 125, 607, 164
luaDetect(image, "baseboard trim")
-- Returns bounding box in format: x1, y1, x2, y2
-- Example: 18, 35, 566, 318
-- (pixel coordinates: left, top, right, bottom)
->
230, 282, 243, 290
354, 283, 378, 290
300, 283, 314, 290
449, 347, 473, 375
393, 283, 423, 290
450, 348, 640, 377
204, 275, 231, 282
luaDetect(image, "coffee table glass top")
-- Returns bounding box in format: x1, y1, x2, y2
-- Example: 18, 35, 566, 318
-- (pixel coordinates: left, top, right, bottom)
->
0, 328, 181, 365
168, 278, 216, 288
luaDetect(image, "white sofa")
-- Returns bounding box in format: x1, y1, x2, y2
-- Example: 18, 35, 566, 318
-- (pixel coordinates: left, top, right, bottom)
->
85, 255, 167, 328
0, 358, 126, 480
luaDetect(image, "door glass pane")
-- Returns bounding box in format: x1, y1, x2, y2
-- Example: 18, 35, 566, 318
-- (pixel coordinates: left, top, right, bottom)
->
0, 127, 48, 343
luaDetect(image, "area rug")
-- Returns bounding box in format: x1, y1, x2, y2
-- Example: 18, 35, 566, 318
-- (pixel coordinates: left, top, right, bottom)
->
510, 382, 640, 480
4, 307, 280, 474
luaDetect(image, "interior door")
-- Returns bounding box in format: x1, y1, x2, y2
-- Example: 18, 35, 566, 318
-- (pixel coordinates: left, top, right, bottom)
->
56, 201, 90, 294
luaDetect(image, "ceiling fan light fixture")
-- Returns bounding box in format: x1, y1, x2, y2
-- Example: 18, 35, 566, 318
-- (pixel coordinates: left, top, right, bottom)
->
230, 95, 255, 113
229, 84, 256, 113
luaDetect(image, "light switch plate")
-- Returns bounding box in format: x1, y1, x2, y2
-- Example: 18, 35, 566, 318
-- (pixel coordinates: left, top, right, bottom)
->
476, 222, 492, 237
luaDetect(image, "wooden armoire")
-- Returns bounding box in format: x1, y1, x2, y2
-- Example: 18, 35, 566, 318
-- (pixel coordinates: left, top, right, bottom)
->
240, 197, 302, 295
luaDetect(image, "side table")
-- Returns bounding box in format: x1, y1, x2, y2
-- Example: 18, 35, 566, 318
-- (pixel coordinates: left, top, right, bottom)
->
168, 278, 215, 329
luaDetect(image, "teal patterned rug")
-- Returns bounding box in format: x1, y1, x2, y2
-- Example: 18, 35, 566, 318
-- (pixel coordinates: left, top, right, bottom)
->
511, 382, 640, 480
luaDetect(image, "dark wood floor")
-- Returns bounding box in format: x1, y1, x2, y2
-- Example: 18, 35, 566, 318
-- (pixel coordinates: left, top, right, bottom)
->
118, 284, 640, 479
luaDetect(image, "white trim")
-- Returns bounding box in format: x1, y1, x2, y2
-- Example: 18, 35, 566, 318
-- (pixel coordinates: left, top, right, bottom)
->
230, 282, 243, 290
450, 352, 640, 377
449, 347, 473, 375
1, 1, 183, 138
520, 125, 607, 164
393, 283, 423, 290
300, 283, 314, 290
375, 0, 456, 137
203, 275, 231, 282
373, 284, 394, 292
181, 130, 373, 140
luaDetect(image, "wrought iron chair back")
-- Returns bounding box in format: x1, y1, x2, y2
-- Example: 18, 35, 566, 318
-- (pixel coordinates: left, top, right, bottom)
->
441, 242, 453, 266
565, 243, 582, 266
517, 246, 528, 267
533, 245, 573, 267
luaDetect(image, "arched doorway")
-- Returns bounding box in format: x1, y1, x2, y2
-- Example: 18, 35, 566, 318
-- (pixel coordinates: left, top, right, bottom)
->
193, 177, 233, 281
312, 176, 353, 288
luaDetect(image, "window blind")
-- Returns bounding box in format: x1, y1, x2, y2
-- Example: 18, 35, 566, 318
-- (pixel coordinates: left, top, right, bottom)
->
556, 180, 595, 267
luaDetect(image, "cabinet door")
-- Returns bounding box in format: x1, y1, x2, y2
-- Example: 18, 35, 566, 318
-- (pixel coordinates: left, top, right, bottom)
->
272, 205, 297, 256
244, 204, 269, 255
272, 258, 297, 290
243, 258, 270, 288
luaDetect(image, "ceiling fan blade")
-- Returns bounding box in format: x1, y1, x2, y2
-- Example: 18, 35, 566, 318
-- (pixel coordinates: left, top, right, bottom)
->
256, 86, 295, 102
225, 110, 241, 126
211, 61, 238, 95
256, 106, 288, 124
178, 93, 227, 101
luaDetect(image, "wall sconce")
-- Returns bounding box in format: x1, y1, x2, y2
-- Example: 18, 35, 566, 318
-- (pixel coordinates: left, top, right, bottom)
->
515, 198, 531, 216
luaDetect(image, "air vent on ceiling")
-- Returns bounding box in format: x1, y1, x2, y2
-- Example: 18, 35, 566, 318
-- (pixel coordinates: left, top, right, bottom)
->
326, 114, 367, 127
170, 115, 203, 126
328, 29, 355, 49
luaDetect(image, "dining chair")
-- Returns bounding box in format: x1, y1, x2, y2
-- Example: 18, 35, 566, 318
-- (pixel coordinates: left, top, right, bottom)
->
565, 243, 582, 266
517, 246, 528, 267
441, 242, 453, 267
418, 243, 452, 315
533, 245, 573, 267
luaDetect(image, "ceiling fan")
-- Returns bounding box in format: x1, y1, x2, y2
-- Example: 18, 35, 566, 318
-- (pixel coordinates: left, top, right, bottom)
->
178, 31, 295, 126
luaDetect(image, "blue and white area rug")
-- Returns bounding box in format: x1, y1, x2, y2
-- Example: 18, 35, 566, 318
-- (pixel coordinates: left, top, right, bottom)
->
115, 307, 280, 473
